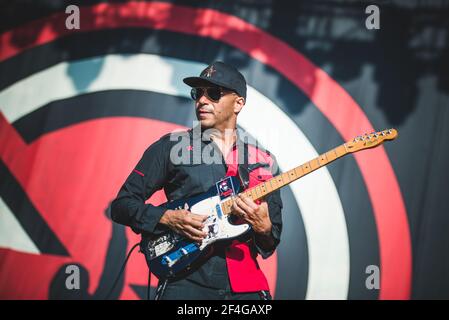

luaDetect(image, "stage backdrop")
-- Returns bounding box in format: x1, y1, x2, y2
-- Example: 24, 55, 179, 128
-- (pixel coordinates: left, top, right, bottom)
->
0, 0, 448, 300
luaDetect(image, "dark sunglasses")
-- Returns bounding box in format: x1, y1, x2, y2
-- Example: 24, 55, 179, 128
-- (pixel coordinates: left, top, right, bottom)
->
190, 87, 233, 101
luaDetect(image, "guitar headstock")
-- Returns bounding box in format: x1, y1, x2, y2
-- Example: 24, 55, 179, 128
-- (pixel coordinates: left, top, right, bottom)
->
345, 129, 397, 153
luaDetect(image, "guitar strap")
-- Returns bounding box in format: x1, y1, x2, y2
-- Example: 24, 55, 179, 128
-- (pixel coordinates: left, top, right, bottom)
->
237, 142, 269, 190
236, 141, 250, 189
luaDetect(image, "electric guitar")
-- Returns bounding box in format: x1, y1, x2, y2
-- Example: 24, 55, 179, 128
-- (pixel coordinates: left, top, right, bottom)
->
140, 129, 398, 278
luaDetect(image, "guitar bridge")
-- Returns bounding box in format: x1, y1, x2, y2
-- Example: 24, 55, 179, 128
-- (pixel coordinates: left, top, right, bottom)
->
161, 243, 199, 267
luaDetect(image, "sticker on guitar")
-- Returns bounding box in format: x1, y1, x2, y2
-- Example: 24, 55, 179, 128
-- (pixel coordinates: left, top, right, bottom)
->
216, 176, 236, 200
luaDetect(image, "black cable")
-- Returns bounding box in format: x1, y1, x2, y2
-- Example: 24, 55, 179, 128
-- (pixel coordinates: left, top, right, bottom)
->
147, 267, 152, 300
105, 242, 140, 300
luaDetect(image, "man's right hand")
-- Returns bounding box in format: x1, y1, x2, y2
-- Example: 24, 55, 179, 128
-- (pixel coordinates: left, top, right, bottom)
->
159, 209, 208, 242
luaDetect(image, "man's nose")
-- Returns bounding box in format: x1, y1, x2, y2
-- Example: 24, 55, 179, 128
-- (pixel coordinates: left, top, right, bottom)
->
197, 93, 212, 105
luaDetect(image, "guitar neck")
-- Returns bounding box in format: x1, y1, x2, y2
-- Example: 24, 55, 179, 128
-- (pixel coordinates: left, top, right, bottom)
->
221, 143, 349, 215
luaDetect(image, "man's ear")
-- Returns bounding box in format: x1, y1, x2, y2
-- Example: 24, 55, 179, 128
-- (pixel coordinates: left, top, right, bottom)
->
234, 96, 245, 114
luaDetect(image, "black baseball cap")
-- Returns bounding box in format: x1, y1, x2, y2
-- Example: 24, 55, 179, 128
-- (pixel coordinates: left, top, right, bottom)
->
183, 61, 247, 99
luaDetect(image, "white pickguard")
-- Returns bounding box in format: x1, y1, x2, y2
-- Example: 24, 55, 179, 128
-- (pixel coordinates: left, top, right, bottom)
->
189, 196, 250, 250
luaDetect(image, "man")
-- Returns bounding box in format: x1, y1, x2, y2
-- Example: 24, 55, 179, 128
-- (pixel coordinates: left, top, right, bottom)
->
111, 61, 283, 300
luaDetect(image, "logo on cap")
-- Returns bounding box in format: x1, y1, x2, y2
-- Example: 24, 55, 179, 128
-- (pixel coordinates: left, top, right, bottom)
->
204, 66, 216, 78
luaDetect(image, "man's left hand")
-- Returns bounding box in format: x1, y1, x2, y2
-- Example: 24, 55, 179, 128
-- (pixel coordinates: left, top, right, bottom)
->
232, 194, 272, 235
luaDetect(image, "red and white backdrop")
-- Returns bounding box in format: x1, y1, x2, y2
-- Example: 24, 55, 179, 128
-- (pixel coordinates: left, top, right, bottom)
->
0, 1, 448, 300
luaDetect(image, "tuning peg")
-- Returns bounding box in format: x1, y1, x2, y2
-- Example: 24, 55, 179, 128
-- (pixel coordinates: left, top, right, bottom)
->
388, 129, 392, 134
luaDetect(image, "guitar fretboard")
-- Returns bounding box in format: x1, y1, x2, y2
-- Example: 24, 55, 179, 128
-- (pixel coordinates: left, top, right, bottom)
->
221, 144, 349, 215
